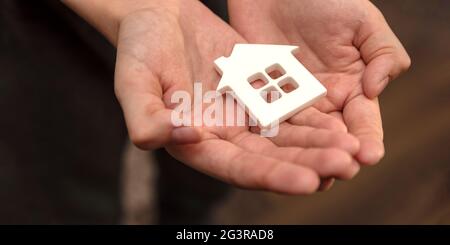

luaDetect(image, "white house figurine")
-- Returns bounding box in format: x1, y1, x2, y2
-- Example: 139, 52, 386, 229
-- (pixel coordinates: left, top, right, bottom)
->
214, 44, 327, 128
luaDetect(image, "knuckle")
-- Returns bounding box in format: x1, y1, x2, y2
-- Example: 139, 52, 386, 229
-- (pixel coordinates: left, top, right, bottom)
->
129, 128, 154, 150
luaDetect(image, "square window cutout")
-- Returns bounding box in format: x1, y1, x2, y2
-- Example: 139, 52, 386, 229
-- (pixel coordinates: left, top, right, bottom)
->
265, 64, 286, 80
278, 77, 299, 93
261, 86, 282, 103
247, 72, 268, 89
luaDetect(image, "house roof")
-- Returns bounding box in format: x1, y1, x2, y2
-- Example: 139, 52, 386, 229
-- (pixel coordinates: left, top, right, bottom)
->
214, 44, 299, 75
214, 44, 300, 92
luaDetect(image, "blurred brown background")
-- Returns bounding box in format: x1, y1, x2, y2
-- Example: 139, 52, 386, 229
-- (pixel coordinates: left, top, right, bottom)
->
1, 0, 449, 224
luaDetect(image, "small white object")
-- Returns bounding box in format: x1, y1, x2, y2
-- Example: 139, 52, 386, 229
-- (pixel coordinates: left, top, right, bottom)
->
214, 44, 327, 128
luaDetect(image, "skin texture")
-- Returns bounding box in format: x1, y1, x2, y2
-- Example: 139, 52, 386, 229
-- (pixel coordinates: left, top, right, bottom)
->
228, 0, 411, 165
114, 0, 362, 195
62, 0, 409, 194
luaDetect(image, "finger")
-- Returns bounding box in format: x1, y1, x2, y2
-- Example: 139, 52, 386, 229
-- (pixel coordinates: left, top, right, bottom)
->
233, 132, 359, 180
167, 139, 321, 195
362, 53, 410, 99
288, 107, 348, 132
266, 147, 360, 180
356, 6, 411, 98
270, 123, 360, 155
115, 42, 198, 150
344, 94, 384, 165
171, 127, 203, 145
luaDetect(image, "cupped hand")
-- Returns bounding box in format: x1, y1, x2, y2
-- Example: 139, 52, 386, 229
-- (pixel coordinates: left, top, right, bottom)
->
114, 0, 361, 194
229, 0, 411, 165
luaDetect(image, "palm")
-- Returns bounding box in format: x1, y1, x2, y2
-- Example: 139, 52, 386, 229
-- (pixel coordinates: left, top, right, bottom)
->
229, 0, 386, 165
297, 40, 366, 115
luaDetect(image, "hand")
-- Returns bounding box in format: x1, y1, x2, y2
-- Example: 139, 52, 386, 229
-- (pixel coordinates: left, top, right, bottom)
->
229, 0, 411, 165
64, 0, 361, 194
120, 0, 362, 194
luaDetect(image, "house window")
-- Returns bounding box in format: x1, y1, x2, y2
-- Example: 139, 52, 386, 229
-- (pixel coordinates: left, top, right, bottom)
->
261, 86, 282, 103
248, 63, 300, 104
278, 76, 299, 93
247, 72, 269, 89
265, 64, 286, 80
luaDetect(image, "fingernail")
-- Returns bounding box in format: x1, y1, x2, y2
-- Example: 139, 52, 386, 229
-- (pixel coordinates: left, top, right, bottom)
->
377, 77, 390, 91
318, 178, 335, 192
372, 77, 390, 97
379, 77, 389, 85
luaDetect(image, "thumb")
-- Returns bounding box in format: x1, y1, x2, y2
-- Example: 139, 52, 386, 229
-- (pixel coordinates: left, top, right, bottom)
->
357, 7, 411, 99
115, 45, 199, 150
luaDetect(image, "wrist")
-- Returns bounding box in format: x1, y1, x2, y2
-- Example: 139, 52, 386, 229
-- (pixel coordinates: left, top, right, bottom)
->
62, 0, 122, 44
62, 0, 187, 46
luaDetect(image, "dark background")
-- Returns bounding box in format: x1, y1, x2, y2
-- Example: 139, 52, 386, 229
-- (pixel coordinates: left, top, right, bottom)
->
0, 0, 449, 224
